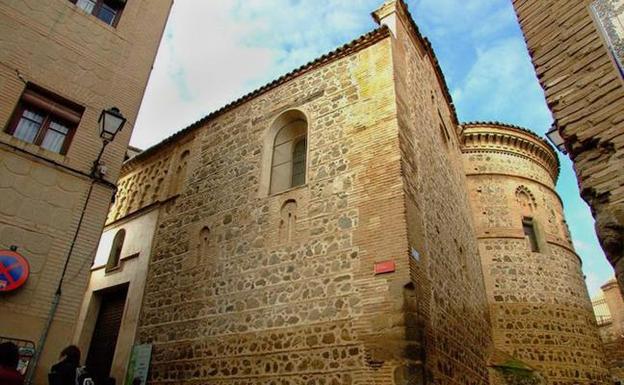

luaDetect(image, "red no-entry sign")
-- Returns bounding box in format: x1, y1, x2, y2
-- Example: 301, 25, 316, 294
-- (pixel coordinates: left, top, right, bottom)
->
0, 250, 30, 292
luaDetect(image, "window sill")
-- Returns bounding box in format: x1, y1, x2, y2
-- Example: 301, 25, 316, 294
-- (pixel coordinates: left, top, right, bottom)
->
0, 133, 68, 164
104, 265, 122, 274
122, 252, 140, 262
269, 183, 308, 198
66, 2, 122, 34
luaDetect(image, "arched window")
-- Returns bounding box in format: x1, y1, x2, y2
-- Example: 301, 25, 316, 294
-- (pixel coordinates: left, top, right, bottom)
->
270, 111, 308, 194
106, 229, 125, 271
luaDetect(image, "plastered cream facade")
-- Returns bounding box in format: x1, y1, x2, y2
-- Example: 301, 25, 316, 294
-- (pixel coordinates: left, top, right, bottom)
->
0, 0, 171, 383
511, 0, 624, 294
84, 2, 611, 384
75, 206, 161, 384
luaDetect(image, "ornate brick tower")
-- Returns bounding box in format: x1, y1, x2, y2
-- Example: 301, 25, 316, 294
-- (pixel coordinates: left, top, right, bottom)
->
460, 122, 610, 384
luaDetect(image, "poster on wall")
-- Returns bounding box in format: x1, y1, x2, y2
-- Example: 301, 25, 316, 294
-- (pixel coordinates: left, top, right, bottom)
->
125, 344, 152, 385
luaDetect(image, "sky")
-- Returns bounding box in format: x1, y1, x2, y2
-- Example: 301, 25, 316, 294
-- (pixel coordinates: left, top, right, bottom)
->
131, 0, 615, 296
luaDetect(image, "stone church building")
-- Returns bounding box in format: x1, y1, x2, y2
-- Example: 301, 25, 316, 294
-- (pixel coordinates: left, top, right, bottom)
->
76, 1, 612, 384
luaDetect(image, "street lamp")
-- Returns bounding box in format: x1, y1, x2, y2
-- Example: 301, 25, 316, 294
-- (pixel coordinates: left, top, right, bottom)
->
546, 124, 567, 154
98, 107, 127, 142
93, 107, 127, 177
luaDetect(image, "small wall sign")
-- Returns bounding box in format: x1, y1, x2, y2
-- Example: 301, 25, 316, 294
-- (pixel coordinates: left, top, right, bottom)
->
0, 250, 30, 292
125, 344, 153, 385
410, 247, 420, 261
374, 260, 396, 275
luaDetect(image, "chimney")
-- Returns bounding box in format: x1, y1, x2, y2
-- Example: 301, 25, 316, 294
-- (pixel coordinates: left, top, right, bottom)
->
371, 0, 409, 37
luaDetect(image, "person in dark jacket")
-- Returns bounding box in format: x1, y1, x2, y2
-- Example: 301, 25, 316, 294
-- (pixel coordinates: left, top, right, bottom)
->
0, 341, 24, 385
48, 345, 81, 385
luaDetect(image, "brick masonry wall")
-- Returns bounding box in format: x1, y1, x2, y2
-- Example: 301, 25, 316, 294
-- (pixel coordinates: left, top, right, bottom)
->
0, 0, 171, 381
127, 10, 494, 383
511, 0, 624, 294
134, 35, 409, 385
389, 10, 492, 385
462, 123, 610, 384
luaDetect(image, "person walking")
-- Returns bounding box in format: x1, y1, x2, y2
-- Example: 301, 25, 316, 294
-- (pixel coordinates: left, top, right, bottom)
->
0, 341, 25, 385
48, 345, 81, 385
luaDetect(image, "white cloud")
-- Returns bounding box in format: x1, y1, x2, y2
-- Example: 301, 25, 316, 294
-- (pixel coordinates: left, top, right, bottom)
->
584, 271, 604, 298
131, 1, 382, 149
131, 2, 275, 149
412, 0, 513, 39
573, 238, 592, 254
452, 37, 552, 131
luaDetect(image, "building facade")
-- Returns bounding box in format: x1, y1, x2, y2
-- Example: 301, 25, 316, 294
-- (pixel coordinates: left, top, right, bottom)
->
461, 123, 610, 384
83, 2, 611, 385
592, 279, 624, 383
511, 0, 624, 293
0, 0, 172, 382
96, 2, 494, 384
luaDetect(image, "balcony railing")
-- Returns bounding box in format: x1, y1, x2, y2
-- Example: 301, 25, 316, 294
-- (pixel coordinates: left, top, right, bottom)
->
592, 296, 612, 326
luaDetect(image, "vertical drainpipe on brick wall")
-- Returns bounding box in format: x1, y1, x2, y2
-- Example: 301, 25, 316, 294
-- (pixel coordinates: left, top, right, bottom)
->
24, 139, 116, 385
24, 180, 97, 385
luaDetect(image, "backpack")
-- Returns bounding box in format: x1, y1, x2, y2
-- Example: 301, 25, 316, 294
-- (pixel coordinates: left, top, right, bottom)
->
75, 366, 95, 385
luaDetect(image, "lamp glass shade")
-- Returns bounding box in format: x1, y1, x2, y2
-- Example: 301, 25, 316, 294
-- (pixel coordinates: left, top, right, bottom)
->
546, 126, 566, 153
99, 107, 126, 142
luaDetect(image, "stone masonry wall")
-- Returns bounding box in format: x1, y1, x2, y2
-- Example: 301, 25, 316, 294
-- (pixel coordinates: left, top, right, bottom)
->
462, 124, 610, 385
134, 31, 417, 384
511, 0, 624, 294
129, 7, 496, 382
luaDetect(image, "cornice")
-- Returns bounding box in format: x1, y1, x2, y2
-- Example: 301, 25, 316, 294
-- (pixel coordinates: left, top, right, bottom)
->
460, 122, 560, 182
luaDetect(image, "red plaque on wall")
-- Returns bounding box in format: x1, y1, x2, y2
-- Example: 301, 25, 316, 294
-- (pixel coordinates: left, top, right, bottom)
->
374, 260, 395, 275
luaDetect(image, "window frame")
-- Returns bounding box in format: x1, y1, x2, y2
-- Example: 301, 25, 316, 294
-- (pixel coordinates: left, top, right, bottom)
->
269, 118, 308, 194
5, 86, 82, 155
70, 0, 125, 27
